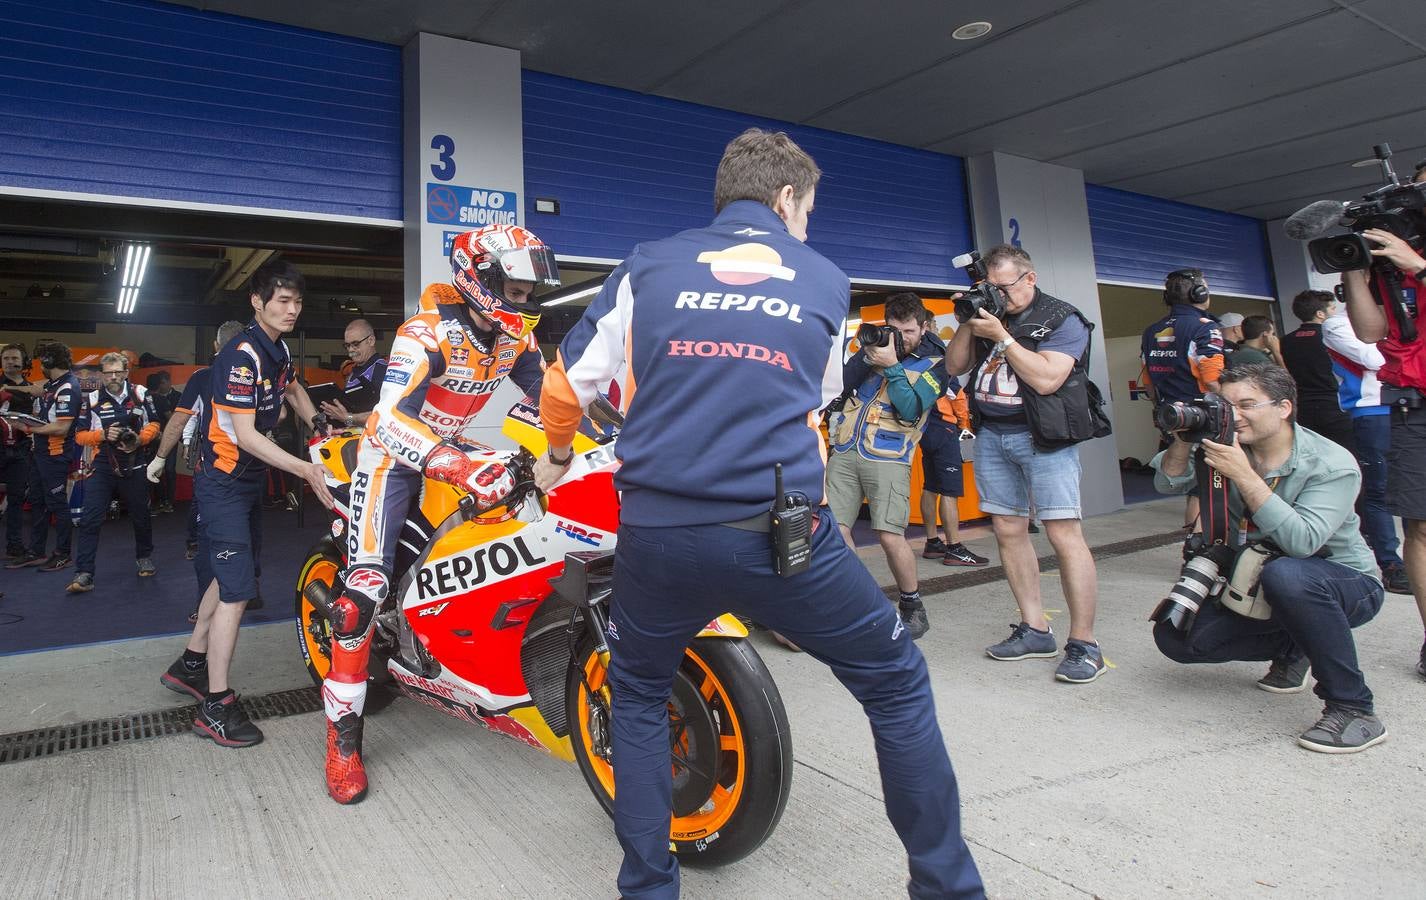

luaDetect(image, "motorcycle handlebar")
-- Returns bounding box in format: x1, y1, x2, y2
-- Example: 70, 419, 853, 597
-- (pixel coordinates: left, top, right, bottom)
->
459, 447, 540, 523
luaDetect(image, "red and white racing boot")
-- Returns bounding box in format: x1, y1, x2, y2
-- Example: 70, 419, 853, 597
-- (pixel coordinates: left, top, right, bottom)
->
325, 713, 368, 805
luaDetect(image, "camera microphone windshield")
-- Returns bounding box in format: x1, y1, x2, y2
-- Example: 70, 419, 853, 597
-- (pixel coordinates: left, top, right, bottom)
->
1283, 199, 1348, 240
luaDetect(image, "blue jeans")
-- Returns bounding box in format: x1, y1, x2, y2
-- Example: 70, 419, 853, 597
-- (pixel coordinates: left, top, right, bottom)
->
609, 507, 983, 899
972, 426, 1081, 519
74, 466, 153, 576
1352, 415, 1401, 566
1153, 556, 1383, 710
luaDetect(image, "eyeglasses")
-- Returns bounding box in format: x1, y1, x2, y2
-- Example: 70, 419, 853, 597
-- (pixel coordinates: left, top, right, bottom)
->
343, 334, 374, 351
988, 270, 1030, 292
1230, 399, 1282, 412
101, 369, 127, 376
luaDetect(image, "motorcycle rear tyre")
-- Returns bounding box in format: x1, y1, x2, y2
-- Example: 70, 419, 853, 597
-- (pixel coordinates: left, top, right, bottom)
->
566, 635, 792, 867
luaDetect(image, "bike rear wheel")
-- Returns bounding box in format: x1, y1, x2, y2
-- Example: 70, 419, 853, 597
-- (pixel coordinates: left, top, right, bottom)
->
566, 635, 792, 867
294, 539, 393, 703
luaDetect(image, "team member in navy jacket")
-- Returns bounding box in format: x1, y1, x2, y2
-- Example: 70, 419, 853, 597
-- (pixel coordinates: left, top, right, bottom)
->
535, 128, 983, 900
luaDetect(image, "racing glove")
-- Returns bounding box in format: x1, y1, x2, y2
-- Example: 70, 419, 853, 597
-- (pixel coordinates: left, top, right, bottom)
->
146, 454, 167, 483
422, 442, 516, 509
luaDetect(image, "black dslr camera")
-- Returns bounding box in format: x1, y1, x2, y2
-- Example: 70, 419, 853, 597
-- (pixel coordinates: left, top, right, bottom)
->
856, 322, 907, 361
1297, 144, 1426, 274
113, 427, 140, 453
1153, 393, 1235, 445
951, 250, 1006, 323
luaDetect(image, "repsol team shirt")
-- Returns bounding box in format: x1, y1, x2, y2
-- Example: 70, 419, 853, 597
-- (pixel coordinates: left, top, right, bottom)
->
541, 200, 848, 527
76, 383, 160, 474
201, 321, 294, 480
1140, 304, 1225, 404
35, 371, 83, 458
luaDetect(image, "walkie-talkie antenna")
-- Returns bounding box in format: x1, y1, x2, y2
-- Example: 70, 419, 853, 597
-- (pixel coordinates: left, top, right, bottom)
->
774, 463, 786, 512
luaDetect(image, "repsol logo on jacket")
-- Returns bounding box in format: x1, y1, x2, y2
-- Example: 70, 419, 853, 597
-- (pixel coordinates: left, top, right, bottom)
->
674, 292, 804, 322
415, 536, 547, 599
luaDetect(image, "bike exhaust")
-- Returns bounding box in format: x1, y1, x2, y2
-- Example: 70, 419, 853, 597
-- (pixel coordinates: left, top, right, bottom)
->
303, 580, 336, 619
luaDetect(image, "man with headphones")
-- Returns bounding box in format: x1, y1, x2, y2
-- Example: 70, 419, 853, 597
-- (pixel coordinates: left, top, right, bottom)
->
1, 343, 37, 560
6, 341, 83, 571
1140, 268, 1227, 529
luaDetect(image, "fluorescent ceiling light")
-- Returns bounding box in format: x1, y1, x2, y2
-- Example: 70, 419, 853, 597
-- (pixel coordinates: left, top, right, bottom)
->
116, 242, 152, 314
540, 282, 605, 307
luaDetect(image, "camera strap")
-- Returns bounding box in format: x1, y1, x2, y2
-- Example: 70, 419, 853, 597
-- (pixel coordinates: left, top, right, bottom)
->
1195, 450, 1232, 547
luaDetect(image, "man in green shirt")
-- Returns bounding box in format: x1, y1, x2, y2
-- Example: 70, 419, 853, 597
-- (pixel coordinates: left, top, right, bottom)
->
1151, 363, 1386, 754
1226, 315, 1279, 368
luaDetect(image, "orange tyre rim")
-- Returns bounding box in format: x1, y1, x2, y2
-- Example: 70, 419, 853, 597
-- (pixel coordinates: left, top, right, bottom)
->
576, 645, 748, 840
297, 555, 339, 682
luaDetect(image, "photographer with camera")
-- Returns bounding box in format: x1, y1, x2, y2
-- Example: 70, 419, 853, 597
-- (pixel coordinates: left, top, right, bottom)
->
1150, 363, 1387, 753
825, 292, 945, 638
66, 352, 161, 593
943, 244, 1106, 683
1339, 156, 1426, 679
1141, 268, 1227, 531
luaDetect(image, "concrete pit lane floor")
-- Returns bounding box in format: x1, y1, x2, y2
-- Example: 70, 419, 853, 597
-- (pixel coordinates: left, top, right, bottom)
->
0, 498, 1422, 898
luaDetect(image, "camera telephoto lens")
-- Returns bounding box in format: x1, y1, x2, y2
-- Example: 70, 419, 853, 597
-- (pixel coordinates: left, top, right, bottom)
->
1153, 401, 1208, 434
856, 323, 891, 348
1152, 554, 1222, 631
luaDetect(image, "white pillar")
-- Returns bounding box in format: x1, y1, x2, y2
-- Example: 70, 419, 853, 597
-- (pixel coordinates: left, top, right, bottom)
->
965, 151, 1124, 517
1265, 217, 1339, 328
402, 34, 524, 317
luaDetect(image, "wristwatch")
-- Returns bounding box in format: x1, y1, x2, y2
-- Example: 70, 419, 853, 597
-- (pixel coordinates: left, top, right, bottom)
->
993, 337, 1015, 355
548, 447, 574, 466
345, 413, 354, 428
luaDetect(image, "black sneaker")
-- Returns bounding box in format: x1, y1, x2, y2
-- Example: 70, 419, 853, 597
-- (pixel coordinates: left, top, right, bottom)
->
5, 551, 44, 569
1381, 563, 1411, 595
1026, 521, 1040, 534
921, 538, 948, 559
161, 657, 209, 701
193, 693, 263, 748
1257, 654, 1310, 693
37, 554, 71, 572
898, 601, 929, 640
1297, 705, 1387, 754
942, 543, 989, 567
5, 544, 26, 561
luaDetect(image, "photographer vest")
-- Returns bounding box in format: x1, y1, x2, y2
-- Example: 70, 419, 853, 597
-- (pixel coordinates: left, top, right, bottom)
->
81, 383, 158, 474
1372, 268, 1426, 392
829, 353, 941, 464
969, 292, 1112, 451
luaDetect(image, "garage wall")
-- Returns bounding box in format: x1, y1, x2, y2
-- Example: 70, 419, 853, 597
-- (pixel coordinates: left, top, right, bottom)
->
0, 0, 401, 222
522, 72, 972, 286
1085, 184, 1273, 299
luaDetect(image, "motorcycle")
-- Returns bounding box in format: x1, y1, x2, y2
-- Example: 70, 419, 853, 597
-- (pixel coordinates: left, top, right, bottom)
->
295, 397, 793, 865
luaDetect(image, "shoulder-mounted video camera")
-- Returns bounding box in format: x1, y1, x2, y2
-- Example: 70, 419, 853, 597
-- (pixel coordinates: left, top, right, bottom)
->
855, 322, 907, 361
1153, 393, 1234, 445
1285, 143, 1426, 275
951, 250, 1007, 323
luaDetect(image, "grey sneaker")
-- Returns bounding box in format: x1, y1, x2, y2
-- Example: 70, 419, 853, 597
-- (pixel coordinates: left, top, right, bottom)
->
136, 557, 156, 577
1297, 705, 1387, 754
986, 622, 1057, 660
898, 601, 929, 641
1055, 639, 1106, 683
65, 572, 95, 594
1257, 654, 1310, 693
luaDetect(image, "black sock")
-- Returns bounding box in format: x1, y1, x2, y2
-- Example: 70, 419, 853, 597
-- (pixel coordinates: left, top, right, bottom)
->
181, 649, 207, 671
204, 689, 233, 705
899, 590, 921, 608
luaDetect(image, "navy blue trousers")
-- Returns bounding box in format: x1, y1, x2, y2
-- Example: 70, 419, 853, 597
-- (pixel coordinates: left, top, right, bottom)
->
1154, 556, 1383, 710
1352, 414, 1401, 566
609, 507, 984, 899
74, 466, 153, 576
27, 453, 72, 557
2, 449, 28, 550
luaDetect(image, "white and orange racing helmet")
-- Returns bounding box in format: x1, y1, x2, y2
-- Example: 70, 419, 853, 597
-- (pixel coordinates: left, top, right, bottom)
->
449, 225, 560, 339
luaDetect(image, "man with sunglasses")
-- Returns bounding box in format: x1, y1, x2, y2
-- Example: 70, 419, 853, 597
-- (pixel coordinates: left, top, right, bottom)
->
944, 244, 1105, 684
1151, 363, 1386, 753
319, 318, 386, 430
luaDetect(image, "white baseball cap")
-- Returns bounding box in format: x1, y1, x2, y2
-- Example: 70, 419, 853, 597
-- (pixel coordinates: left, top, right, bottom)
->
1218, 312, 1245, 327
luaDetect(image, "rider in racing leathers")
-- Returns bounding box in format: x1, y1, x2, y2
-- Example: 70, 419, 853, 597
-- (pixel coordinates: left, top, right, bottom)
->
322, 224, 560, 804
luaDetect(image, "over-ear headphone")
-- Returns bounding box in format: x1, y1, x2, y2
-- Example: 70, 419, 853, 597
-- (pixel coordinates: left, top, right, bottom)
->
1167, 269, 1209, 304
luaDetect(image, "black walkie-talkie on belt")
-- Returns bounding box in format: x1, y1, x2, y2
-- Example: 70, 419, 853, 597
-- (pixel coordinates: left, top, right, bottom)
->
770, 463, 812, 577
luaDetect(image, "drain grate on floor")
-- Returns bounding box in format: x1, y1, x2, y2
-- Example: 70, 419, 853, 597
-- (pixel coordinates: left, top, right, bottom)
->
0, 686, 322, 765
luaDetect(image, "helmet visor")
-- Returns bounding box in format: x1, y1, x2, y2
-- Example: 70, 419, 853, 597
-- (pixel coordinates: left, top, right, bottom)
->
500, 246, 561, 290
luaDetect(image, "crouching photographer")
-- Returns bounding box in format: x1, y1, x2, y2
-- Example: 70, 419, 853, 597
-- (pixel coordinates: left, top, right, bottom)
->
1150, 363, 1387, 754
